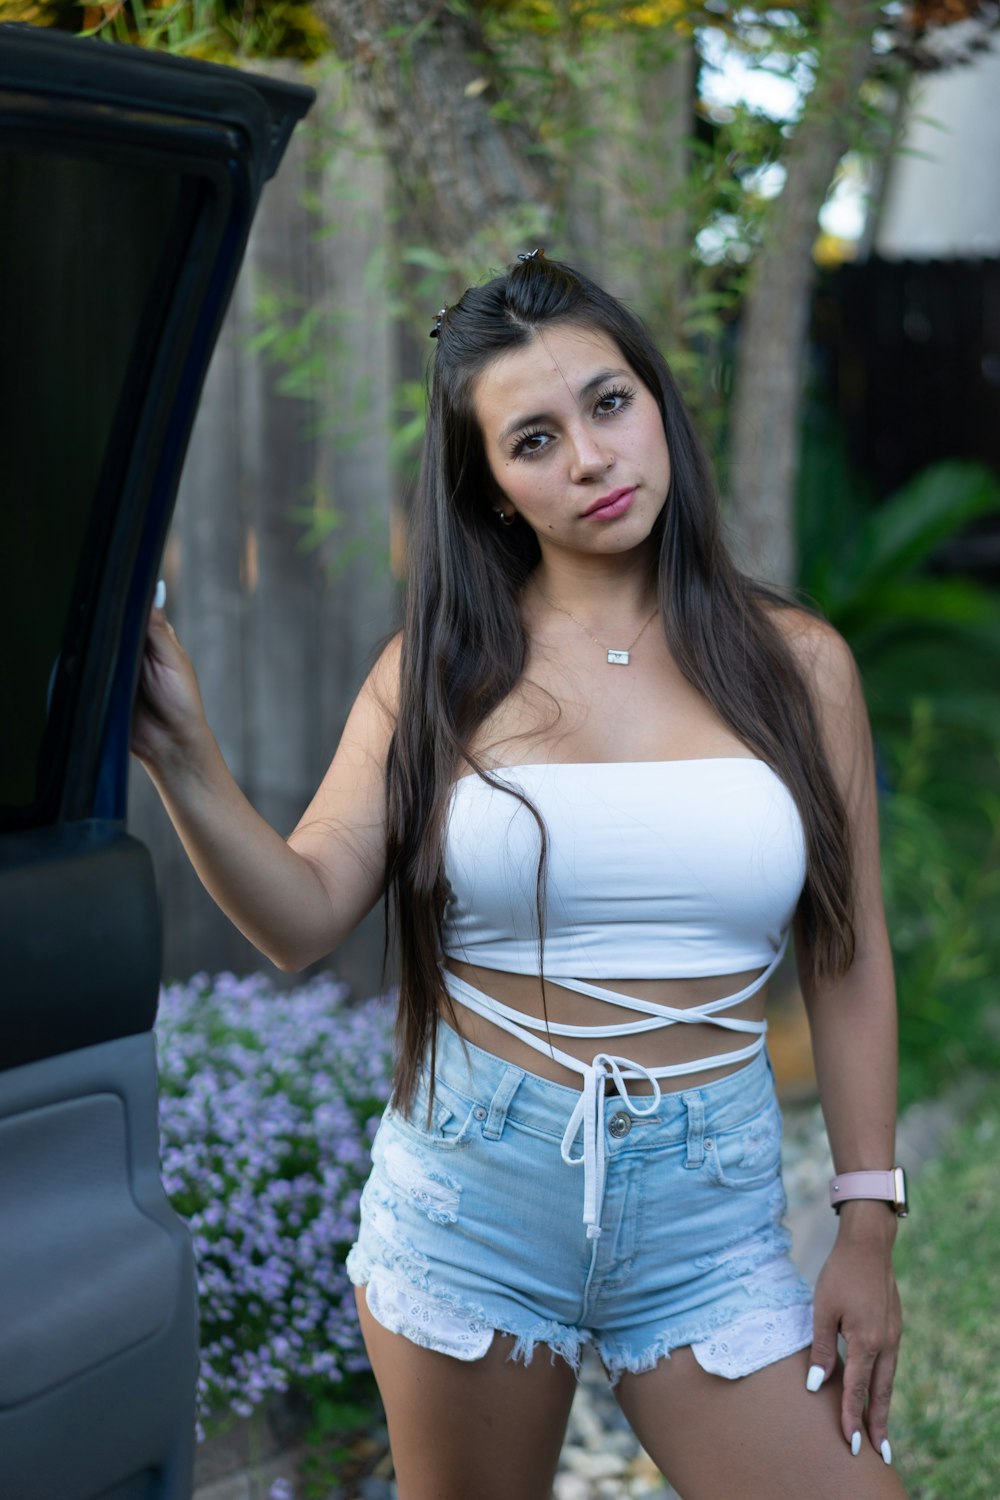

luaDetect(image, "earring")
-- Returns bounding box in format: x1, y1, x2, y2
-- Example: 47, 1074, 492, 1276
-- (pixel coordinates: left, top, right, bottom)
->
493, 507, 516, 527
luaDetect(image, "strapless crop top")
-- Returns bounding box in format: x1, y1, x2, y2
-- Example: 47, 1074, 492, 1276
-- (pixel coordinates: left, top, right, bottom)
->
438, 757, 808, 1240
441, 758, 807, 978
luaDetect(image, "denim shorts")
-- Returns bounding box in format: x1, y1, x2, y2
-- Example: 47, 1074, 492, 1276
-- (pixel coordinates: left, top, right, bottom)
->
346, 1019, 813, 1384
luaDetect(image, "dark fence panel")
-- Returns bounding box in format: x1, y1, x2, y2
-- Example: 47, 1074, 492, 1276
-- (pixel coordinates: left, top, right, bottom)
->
815, 256, 1000, 579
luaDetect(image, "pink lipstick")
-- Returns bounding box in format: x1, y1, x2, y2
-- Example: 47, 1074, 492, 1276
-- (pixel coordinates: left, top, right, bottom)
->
582, 486, 637, 520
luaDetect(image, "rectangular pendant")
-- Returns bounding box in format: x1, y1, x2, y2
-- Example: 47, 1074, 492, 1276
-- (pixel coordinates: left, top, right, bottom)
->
607, 650, 630, 665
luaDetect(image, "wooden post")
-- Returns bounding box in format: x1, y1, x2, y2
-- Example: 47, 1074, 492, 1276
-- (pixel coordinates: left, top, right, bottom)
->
309, 69, 397, 1001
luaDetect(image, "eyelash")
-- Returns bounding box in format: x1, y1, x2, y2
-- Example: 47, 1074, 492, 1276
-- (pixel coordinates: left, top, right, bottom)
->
509, 383, 637, 460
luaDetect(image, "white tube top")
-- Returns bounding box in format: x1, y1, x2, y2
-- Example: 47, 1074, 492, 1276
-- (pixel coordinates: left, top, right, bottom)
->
439, 758, 808, 1238
441, 759, 806, 976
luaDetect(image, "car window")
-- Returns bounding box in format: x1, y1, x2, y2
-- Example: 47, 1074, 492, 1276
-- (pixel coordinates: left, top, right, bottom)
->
0, 143, 204, 829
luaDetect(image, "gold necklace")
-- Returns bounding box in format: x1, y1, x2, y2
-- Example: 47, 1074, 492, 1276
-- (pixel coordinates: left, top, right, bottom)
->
534, 586, 659, 666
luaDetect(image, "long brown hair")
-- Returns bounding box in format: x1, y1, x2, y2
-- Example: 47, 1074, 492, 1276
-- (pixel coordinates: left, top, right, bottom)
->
384, 254, 853, 1116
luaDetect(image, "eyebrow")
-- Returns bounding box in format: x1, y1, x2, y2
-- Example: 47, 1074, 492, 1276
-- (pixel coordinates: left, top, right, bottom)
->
496, 367, 631, 448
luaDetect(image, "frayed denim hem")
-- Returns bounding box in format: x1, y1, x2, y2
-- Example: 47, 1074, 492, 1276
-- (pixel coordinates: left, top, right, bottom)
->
348, 1243, 812, 1387
504, 1324, 586, 1376
596, 1299, 815, 1387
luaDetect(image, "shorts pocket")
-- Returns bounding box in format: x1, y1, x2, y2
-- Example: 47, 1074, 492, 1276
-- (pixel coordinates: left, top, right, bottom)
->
704, 1092, 783, 1191
382, 1075, 478, 1151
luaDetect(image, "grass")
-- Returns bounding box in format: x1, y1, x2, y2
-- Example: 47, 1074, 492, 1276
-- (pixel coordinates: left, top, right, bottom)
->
891, 1088, 1000, 1498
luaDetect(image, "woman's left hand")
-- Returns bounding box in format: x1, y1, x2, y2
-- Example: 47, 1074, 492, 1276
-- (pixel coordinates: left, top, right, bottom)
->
807, 1206, 902, 1461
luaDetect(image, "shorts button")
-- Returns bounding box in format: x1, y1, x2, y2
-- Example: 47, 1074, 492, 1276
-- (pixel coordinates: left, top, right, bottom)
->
608, 1112, 632, 1139
704, 1139, 714, 1150
473, 1106, 488, 1121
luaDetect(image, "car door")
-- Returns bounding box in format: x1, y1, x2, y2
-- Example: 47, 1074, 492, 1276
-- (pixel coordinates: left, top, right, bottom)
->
0, 28, 313, 1500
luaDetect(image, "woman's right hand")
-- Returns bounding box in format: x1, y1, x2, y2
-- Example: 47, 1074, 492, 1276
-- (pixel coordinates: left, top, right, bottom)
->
130, 586, 210, 771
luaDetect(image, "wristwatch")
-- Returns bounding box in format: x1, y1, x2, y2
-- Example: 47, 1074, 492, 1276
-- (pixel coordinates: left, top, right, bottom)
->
829, 1167, 908, 1217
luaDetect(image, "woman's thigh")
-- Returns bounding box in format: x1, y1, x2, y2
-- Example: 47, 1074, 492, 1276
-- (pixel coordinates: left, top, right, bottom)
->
614, 1344, 908, 1500
356, 1285, 578, 1500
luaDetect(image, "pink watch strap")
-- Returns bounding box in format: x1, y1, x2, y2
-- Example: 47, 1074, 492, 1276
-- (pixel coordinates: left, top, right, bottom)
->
829, 1168, 906, 1213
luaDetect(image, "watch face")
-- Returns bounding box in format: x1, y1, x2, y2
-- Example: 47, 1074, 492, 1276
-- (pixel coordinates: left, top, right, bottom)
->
894, 1166, 909, 1217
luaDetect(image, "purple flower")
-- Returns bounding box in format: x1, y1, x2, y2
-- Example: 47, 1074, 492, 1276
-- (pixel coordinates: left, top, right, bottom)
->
155, 972, 395, 1431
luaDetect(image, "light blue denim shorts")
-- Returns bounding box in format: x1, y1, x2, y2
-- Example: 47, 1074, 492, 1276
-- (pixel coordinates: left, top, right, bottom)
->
346, 1019, 813, 1384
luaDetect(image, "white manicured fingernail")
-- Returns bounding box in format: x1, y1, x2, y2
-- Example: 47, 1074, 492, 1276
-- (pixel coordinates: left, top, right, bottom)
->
805, 1364, 825, 1392
851, 1431, 862, 1456
154, 579, 166, 609
881, 1439, 892, 1466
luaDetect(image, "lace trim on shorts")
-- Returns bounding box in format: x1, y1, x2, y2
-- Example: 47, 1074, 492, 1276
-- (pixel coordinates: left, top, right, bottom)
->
363, 1263, 495, 1360
347, 1253, 591, 1371
348, 1248, 812, 1381
689, 1302, 814, 1378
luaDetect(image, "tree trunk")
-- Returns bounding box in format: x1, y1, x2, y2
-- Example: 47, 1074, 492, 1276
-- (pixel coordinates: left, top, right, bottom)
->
562, 27, 695, 348
312, 0, 551, 266
726, 0, 883, 587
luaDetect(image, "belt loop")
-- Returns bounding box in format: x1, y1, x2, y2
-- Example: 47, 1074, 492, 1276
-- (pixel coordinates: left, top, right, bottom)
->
482, 1065, 525, 1140
683, 1091, 705, 1168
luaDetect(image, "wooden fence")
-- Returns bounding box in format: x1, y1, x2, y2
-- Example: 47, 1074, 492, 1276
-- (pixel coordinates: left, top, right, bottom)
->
128, 65, 399, 1002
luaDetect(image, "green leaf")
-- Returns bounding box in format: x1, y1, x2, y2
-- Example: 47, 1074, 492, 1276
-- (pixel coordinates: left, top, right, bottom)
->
389, 413, 427, 463
843, 461, 1000, 601
840, 576, 1000, 639
401, 246, 453, 272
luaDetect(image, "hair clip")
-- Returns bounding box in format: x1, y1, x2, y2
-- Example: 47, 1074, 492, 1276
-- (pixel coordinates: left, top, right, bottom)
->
429, 307, 448, 339
517, 248, 545, 262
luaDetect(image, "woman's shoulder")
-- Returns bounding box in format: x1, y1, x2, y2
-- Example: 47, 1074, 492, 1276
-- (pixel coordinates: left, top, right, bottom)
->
370, 629, 404, 684
759, 599, 859, 702
353, 630, 404, 728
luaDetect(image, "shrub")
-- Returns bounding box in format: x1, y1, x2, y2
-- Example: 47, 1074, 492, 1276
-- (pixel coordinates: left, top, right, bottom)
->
878, 704, 1000, 1107
154, 970, 395, 1438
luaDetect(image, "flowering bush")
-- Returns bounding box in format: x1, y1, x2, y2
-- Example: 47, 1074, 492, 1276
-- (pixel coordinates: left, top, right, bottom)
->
154, 970, 395, 1438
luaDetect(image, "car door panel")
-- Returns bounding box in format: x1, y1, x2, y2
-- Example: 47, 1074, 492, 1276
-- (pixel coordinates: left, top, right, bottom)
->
0, 27, 314, 1500
1, 825, 159, 1071
0, 1032, 198, 1500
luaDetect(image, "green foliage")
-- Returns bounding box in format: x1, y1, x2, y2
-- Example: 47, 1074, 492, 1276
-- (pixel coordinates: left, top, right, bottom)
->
247, 290, 330, 401
300, 1393, 386, 1499
878, 705, 1000, 1107
797, 411, 1000, 757
892, 1093, 1000, 1496
390, 379, 429, 470
796, 413, 1000, 1102
9, 0, 332, 62
80, 0, 218, 56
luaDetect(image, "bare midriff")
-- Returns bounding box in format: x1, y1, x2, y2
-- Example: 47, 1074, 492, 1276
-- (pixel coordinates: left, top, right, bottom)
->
441, 959, 769, 1095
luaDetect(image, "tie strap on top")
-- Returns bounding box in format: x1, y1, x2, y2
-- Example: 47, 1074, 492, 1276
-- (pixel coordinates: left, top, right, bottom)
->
439, 932, 787, 1238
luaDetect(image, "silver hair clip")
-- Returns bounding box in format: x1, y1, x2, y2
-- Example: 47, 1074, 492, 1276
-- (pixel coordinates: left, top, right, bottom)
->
517, 248, 546, 262
429, 307, 448, 339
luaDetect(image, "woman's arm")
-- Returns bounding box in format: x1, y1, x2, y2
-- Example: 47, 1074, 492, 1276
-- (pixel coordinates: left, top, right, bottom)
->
134, 602, 400, 973
785, 613, 902, 1465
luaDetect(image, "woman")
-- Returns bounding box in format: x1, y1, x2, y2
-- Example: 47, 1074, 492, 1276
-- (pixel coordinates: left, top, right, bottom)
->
133, 251, 907, 1499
